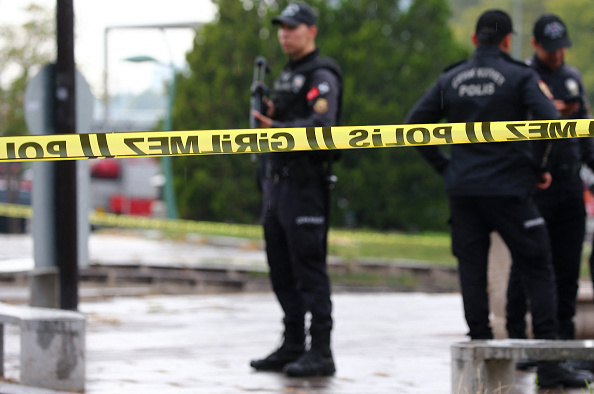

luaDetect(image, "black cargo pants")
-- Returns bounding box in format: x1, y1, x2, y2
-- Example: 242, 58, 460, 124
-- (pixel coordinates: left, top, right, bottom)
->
449, 195, 558, 340
261, 159, 332, 336
506, 196, 585, 339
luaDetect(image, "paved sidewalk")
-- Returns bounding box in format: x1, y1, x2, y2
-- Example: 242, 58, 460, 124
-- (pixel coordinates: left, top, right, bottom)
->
0, 291, 579, 394
0, 292, 467, 393
0, 231, 269, 273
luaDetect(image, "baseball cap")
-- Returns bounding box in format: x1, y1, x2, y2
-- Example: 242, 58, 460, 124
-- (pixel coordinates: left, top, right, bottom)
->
272, 2, 317, 27
533, 14, 572, 51
475, 9, 514, 41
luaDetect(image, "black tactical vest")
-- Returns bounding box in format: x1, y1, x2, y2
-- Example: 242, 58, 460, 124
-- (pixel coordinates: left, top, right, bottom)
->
266, 50, 342, 168
272, 50, 343, 125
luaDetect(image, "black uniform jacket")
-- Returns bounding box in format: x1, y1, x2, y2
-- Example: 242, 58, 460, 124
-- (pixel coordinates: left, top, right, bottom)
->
529, 55, 594, 201
405, 45, 560, 197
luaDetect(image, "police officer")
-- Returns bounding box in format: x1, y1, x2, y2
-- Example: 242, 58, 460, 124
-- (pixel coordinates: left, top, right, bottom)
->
250, 2, 342, 377
405, 9, 592, 388
506, 14, 594, 373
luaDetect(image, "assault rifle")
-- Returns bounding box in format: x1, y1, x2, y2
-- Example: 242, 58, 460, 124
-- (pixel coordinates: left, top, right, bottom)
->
250, 56, 270, 128
250, 56, 270, 188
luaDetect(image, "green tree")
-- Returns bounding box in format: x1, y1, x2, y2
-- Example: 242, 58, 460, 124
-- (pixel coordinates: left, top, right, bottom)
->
173, 0, 468, 231
172, 0, 279, 222
0, 3, 54, 231
322, 0, 467, 231
0, 3, 55, 137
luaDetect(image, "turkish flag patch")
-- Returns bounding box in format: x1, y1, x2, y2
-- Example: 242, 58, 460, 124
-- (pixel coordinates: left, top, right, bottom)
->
538, 80, 554, 100
306, 86, 319, 101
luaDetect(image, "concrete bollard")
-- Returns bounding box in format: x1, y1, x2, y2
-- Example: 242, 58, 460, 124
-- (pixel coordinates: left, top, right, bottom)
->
20, 317, 86, 392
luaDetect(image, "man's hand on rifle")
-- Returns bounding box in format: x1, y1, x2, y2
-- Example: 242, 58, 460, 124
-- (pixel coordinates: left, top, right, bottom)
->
251, 98, 275, 128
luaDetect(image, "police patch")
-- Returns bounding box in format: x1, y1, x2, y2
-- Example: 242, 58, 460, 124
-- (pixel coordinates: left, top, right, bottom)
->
538, 80, 554, 100
292, 74, 305, 93
282, 3, 300, 17
565, 78, 579, 98
544, 21, 566, 40
313, 98, 329, 114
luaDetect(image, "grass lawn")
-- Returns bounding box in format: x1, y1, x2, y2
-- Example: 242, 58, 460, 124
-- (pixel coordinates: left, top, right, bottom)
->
185, 222, 594, 279
95, 212, 594, 279
327, 228, 455, 267
152, 219, 457, 267
92, 212, 456, 267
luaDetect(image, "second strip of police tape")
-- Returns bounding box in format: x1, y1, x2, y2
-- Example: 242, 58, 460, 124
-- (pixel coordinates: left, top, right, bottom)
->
0, 202, 448, 247
1, 119, 592, 162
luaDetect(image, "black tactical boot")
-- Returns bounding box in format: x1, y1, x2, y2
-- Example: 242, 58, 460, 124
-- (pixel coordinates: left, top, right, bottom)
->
250, 329, 305, 372
564, 360, 594, 373
537, 361, 594, 388
284, 331, 335, 377
515, 360, 537, 371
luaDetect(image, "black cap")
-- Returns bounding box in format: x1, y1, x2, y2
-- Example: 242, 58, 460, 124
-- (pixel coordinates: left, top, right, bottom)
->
534, 14, 571, 51
475, 9, 514, 41
272, 2, 317, 27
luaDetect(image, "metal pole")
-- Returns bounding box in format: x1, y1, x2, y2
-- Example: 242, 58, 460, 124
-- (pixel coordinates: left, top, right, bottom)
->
103, 23, 201, 133
161, 69, 178, 219
512, 0, 523, 59
107, 23, 200, 218
160, 28, 178, 219
55, 0, 78, 310
103, 27, 110, 130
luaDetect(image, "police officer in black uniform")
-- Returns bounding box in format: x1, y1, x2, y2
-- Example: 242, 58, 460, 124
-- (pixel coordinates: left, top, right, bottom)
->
405, 9, 592, 388
249, 2, 342, 378
507, 14, 594, 346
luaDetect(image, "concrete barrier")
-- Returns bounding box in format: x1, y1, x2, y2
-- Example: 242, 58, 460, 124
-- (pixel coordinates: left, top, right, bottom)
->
451, 339, 594, 393
0, 302, 85, 392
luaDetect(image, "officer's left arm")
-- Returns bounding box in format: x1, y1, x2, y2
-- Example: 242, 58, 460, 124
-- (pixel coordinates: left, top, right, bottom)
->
271, 69, 341, 128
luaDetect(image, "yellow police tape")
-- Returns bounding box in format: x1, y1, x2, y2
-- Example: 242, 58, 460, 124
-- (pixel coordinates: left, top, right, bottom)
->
1, 119, 592, 162
0, 201, 262, 236
0, 202, 450, 246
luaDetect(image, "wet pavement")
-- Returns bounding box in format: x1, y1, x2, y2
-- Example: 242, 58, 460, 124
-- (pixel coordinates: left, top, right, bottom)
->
0, 232, 590, 393
0, 231, 269, 273
1, 292, 467, 393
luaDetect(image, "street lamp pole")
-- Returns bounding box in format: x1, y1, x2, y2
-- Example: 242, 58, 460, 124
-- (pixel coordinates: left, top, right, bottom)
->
103, 22, 202, 130
162, 62, 178, 220
103, 22, 201, 219
124, 55, 178, 219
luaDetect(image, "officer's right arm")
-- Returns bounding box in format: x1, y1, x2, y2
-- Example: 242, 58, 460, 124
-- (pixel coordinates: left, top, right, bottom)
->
405, 82, 450, 175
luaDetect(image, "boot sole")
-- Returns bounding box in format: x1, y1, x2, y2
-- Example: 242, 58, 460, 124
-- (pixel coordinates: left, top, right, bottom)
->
538, 379, 592, 389
251, 365, 285, 372
284, 365, 336, 377
251, 361, 293, 372
251, 357, 304, 372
